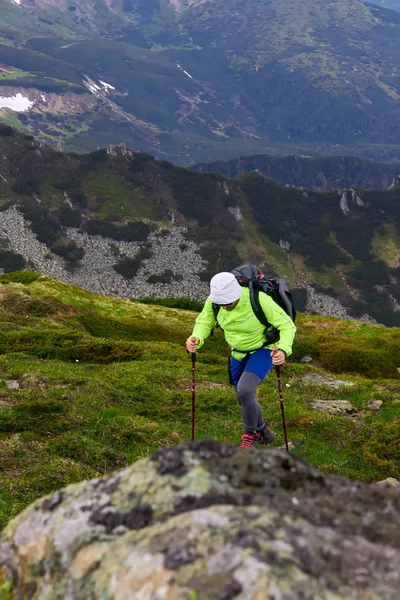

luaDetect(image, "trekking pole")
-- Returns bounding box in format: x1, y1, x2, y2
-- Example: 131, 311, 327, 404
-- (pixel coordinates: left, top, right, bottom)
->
190, 352, 196, 441
275, 365, 289, 453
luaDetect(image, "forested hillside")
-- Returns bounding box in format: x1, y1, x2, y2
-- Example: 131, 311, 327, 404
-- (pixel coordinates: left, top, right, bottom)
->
193, 154, 400, 191
0, 126, 399, 325
1, 0, 400, 161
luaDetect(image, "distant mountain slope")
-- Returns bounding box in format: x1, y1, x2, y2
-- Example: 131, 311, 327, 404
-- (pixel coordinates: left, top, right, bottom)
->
193, 155, 400, 191
0, 126, 399, 325
2, 0, 400, 161
366, 1, 400, 12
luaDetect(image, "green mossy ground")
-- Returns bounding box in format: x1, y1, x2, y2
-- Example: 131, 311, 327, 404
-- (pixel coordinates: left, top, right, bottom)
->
0, 272, 399, 530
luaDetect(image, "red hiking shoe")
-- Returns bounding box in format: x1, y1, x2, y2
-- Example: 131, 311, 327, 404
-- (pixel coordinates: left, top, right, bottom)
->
240, 424, 275, 449
240, 432, 258, 448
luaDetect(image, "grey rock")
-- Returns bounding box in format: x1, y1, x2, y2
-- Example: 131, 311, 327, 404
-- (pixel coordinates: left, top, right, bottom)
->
302, 373, 354, 389
310, 400, 357, 416
5, 380, 19, 391
1, 441, 399, 599
300, 354, 313, 363
369, 399, 383, 412
375, 477, 400, 487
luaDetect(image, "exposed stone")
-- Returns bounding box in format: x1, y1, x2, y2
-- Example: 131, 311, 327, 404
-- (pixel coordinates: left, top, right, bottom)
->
375, 477, 400, 487
5, 380, 19, 391
302, 373, 354, 389
0, 206, 208, 301
305, 284, 376, 323
368, 399, 383, 412
277, 440, 295, 451
0, 442, 399, 599
19, 374, 48, 389
300, 354, 313, 363
310, 399, 357, 416
340, 191, 350, 215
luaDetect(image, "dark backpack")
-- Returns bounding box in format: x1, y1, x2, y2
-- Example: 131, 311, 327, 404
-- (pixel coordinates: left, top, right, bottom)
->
212, 264, 296, 344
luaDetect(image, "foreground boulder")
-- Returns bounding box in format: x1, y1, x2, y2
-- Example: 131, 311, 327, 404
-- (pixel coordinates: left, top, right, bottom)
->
1, 442, 399, 599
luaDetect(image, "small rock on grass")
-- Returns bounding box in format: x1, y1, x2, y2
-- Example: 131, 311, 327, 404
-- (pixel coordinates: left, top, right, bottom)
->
375, 478, 400, 487
302, 374, 354, 389
368, 400, 383, 412
5, 380, 19, 391
310, 400, 356, 416
300, 355, 313, 363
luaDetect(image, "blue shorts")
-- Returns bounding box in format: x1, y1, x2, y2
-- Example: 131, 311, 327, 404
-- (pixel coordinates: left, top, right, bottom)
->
229, 348, 273, 387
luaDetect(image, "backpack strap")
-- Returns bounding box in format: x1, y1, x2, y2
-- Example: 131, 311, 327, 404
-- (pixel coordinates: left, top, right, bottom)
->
249, 283, 280, 344
212, 303, 221, 334
249, 282, 270, 329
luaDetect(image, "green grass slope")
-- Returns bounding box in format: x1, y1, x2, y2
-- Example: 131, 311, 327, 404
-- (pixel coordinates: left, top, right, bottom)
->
0, 271, 399, 530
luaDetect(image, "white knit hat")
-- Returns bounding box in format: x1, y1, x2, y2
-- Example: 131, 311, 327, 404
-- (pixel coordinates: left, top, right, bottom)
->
209, 272, 242, 305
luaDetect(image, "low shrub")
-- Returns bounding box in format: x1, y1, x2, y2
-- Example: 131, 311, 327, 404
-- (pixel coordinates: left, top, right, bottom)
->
49, 433, 127, 470
362, 421, 400, 477
136, 297, 204, 312
0, 399, 70, 435
0, 329, 142, 363
0, 292, 69, 317
291, 339, 321, 362
78, 313, 187, 344
113, 247, 151, 279
0, 250, 26, 273
50, 239, 85, 264
0, 124, 14, 136
147, 270, 183, 284
0, 271, 40, 284
113, 256, 141, 279
55, 340, 142, 363
86, 219, 153, 242
319, 343, 398, 379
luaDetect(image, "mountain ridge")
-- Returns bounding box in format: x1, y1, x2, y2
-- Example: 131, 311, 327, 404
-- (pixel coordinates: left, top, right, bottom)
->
0, 126, 399, 326
2, 0, 400, 161
192, 154, 400, 191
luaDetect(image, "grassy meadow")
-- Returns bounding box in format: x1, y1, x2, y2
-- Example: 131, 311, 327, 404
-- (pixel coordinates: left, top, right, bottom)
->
0, 271, 399, 530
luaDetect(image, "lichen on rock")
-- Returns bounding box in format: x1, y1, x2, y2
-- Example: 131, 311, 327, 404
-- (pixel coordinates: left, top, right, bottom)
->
0, 441, 399, 599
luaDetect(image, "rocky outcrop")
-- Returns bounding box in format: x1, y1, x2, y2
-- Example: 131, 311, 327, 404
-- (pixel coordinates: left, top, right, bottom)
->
1, 441, 399, 599
0, 207, 208, 300
305, 285, 377, 323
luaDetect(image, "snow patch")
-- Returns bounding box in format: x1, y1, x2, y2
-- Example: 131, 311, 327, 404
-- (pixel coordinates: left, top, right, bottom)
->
176, 63, 194, 80
60, 43, 79, 50
100, 80, 115, 91
340, 192, 350, 215
0, 93, 34, 112
83, 76, 117, 97
41, 95, 47, 103
10, 0, 21, 5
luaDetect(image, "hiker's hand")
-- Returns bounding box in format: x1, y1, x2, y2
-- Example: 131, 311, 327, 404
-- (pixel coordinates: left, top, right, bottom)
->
186, 337, 199, 353
271, 348, 286, 366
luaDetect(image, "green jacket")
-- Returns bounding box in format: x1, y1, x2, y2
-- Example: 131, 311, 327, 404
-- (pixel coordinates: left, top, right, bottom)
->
192, 287, 296, 360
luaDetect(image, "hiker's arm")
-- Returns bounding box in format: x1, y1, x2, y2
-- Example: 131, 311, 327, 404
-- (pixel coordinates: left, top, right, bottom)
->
191, 297, 216, 350
259, 294, 296, 357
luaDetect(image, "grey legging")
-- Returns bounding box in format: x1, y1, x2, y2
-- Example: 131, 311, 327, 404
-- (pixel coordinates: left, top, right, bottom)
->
235, 371, 265, 433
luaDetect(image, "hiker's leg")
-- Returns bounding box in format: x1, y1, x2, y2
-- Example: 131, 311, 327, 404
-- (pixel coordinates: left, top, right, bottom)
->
240, 349, 273, 432
236, 371, 263, 432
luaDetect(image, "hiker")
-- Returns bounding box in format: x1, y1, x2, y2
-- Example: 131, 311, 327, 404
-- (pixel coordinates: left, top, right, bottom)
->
186, 271, 296, 448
